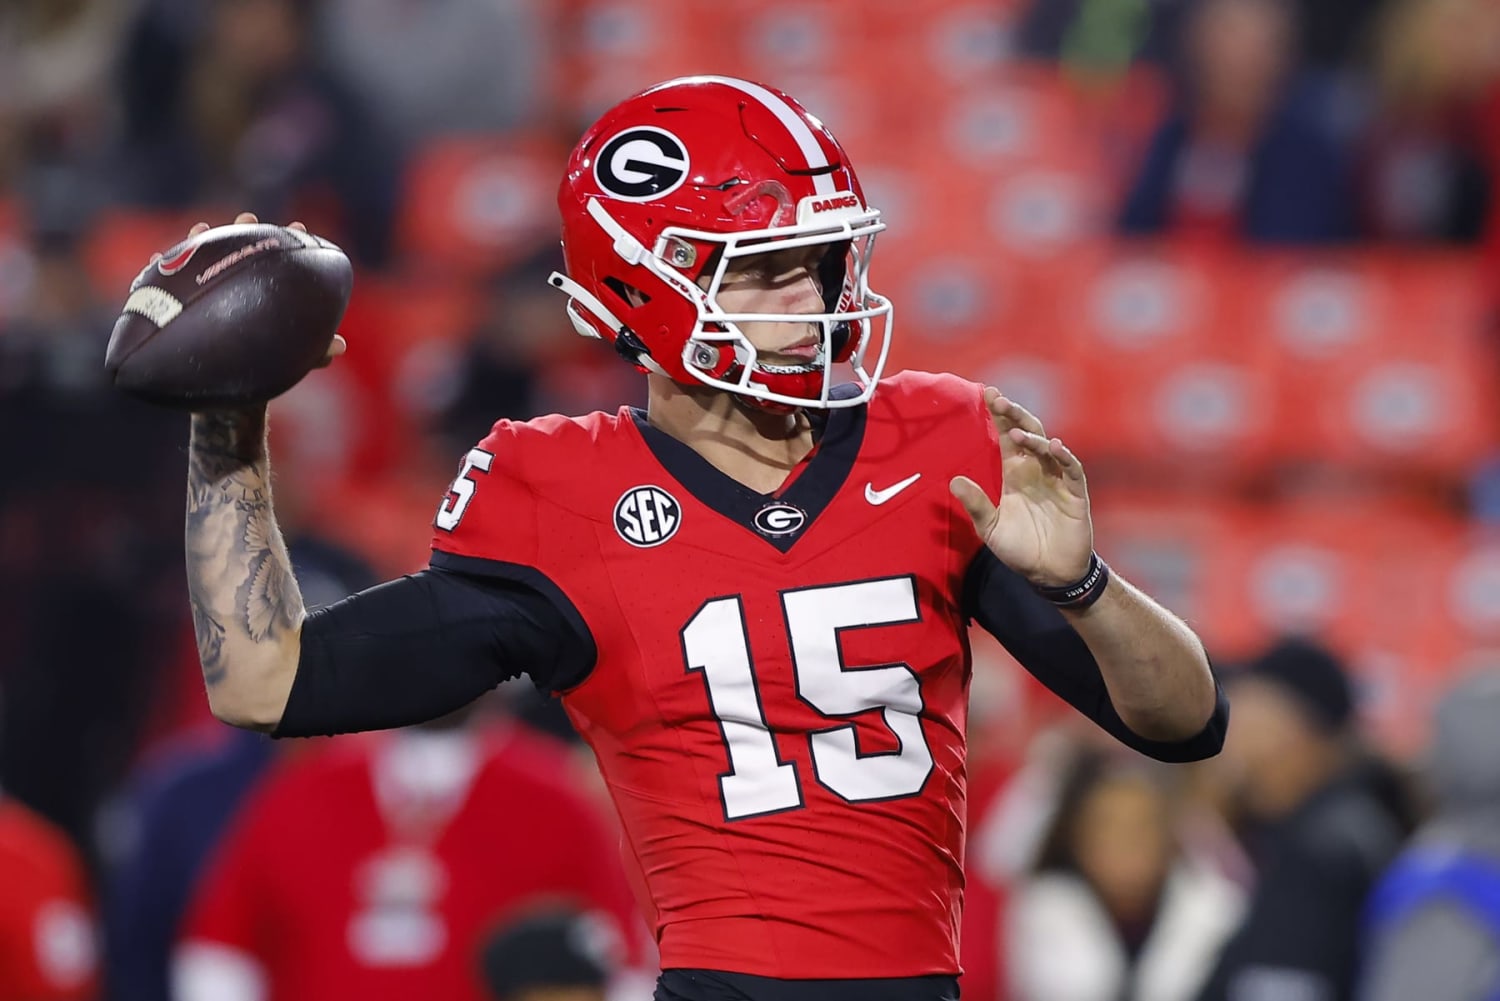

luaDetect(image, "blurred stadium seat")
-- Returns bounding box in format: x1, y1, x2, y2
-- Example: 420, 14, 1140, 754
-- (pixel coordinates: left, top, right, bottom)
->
1058, 245, 1278, 475
1250, 252, 1499, 479
555, 0, 745, 122
395, 133, 568, 276
982, 163, 1113, 262
934, 73, 1097, 174
862, 1, 1028, 94
1091, 490, 1487, 749
1090, 493, 1238, 633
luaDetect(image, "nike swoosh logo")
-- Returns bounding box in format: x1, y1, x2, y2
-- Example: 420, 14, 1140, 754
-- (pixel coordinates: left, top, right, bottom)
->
865, 473, 922, 505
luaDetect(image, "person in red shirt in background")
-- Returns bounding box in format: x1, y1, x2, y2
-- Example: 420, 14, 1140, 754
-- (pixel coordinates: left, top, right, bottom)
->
0, 795, 98, 1000
173, 705, 643, 1001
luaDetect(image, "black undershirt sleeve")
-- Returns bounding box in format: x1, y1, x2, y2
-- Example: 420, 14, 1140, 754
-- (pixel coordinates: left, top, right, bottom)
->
273, 566, 595, 739
962, 548, 1228, 762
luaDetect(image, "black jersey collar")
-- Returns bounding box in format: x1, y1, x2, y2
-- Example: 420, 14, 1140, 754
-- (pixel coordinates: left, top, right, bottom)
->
628, 384, 866, 553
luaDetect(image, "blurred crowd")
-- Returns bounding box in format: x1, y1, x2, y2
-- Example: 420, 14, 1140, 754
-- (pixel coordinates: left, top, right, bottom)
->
1, 0, 1499, 998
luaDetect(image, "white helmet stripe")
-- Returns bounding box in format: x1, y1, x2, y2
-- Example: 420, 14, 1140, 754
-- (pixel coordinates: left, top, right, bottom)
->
696, 76, 838, 196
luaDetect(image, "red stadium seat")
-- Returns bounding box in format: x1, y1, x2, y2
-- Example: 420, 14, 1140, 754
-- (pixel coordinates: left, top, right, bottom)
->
556, 0, 747, 121
1089, 493, 1241, 639
1195, 502, 1446, 655
1056, 245, 1279, 476
1426, 528, 1500, 647
1090, 493, 1475, 751
1250, 252, 1500, 478
931, 74, 1096, 173
861, 4, 1033, 96
878, 242, 1091, 443
980, 162, 1113, 263
723, 1, 862, 79
395, 133, 568, 275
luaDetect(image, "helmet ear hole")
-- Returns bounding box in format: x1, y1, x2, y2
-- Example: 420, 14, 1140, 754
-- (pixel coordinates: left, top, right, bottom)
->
603, 276, 651, 308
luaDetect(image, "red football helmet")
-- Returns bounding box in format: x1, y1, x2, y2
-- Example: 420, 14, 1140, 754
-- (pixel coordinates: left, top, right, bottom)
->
549, 76, 892, 410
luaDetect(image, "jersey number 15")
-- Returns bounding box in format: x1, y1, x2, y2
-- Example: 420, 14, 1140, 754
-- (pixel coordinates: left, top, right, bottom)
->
683, 577, 935, 821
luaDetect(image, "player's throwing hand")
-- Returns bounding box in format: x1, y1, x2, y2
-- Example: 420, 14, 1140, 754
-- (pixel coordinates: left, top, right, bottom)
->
150, 212, 349, 371
950, 387, 1093, 589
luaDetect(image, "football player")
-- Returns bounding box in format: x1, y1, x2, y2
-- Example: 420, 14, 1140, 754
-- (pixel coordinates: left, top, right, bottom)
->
182, 76, 1227, 1001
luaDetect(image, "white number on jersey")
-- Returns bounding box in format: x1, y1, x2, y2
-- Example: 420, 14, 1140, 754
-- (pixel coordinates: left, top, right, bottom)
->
434, 448, 494, 532
682, 577, 935, 821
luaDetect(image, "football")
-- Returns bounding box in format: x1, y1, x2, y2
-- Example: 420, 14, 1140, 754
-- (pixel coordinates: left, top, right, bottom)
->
104, 223, 354, 410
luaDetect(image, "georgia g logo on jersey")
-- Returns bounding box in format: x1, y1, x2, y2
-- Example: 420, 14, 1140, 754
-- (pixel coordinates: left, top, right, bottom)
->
753, 503, 806, 537
614, 485, 682, 548
594, 127, 690, 201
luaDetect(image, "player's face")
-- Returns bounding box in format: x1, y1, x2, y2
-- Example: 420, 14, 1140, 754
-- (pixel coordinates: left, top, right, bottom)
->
709, 245, 826, 366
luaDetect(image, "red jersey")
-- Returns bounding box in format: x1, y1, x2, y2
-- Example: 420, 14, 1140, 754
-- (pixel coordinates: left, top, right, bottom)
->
430, 371, 1003, 978
180, 725, 639, 1001
0, 799, 97, 1000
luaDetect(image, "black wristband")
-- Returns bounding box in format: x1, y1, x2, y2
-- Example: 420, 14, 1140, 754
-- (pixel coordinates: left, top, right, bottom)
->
1033, 551, 1111, 610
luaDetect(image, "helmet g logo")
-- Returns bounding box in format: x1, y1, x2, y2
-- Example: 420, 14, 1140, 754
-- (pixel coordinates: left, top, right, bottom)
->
595, 127, 690, 201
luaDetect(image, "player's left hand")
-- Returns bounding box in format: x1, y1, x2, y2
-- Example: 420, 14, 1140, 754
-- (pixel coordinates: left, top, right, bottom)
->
950, 387, 1093, 588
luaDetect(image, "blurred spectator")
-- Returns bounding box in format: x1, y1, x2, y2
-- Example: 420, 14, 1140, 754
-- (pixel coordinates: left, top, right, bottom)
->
1292, 0, 1385, 75
0, 230, 116, 399
314, 0, 550, 153
115, 0, 400, 264
173, 711, 640, 1001
102, 728, 275, 1001
434, 248, 569, 453
1007, 749, 1244, 1001
1195, 639, 1407, 1001
1016, 0, 1194, 71
1357, 0, 1499, 242
1119, 0, 1357, 244
433, 246, 643, 459
0, 0, 125, 206
0, 227, 182, 858
1359, 671, 1500, 1001
0, 1, 125, 125
479, 907, 614, 1001
100, 537, 374, 1001
0, 792, 99, 999
1016, 0, 1381, 73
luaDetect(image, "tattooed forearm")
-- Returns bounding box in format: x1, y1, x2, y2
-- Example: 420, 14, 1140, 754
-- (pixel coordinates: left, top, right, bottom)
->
191, 598, 227, 685
184, 409, 306, 725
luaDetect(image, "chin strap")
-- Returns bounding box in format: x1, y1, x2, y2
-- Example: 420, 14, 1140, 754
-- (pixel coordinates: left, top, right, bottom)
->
732, 391, 799, 417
